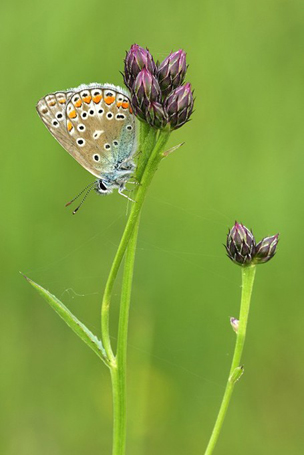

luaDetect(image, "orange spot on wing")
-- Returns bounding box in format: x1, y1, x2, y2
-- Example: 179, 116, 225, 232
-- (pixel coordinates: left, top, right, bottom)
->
74, 99, 82, 108
67, 121, 73, 131
49, 101, 56, 106
93, 95, 102, 103
83, 96, 92, 104
105, 96, 115, 105
117, 102, 123, 108
68, 110, 77, 119
122, 102, 129, 109
58, 99, 66, 104
129, 106, 133, 114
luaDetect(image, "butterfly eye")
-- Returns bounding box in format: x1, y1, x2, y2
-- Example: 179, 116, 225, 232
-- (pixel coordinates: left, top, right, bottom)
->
52, 119, 59, 127
104, 143, 111, 150
98, 109, 104, 115
56, 112, 63, 120
113, 140, 119, 147
116, 114, 126, 120
106, 112, 113, 120
77, 138, 85, 147
93, 90, 101, 96
77, 124, 86, 132
105, 91, 114, 97
81, 112, 88, 119
93, 154, 100, 162
126, 125, 133, 131
89, 109, 95, 116
81, 92, 89, 97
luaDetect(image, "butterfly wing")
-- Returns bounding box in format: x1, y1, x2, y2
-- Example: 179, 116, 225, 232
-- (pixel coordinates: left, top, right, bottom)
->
37, 84, 137, 179
36, 89, 74, 143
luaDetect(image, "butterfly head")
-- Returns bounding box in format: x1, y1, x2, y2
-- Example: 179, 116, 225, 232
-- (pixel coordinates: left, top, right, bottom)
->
96, 179, 114, 196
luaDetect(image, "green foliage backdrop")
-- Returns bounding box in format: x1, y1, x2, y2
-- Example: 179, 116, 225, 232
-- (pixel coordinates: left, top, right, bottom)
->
1, 0, 304, 454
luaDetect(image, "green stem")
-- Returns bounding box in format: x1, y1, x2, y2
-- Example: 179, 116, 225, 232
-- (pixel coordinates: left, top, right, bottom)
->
204, 265, 256, 455
139, 121, 151, 148
100, 130, 169, 364
111, 217, 140, 455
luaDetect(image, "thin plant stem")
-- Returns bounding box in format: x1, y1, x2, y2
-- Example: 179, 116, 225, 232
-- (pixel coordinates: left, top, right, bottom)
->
111, 217, 140, 455
100, 129, 165, 364
100, 129, 170, 455
204, 265, 256, 455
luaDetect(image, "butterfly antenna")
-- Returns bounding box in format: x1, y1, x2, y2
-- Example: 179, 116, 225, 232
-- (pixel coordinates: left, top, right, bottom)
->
72, 185, 96, 215
65, 181, 96, 208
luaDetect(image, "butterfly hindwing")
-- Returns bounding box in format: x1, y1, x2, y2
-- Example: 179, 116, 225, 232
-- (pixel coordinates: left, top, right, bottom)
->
36, 90, 74, 145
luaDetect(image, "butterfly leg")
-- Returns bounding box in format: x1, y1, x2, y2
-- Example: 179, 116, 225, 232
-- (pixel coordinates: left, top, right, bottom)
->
118, 187, 136, 202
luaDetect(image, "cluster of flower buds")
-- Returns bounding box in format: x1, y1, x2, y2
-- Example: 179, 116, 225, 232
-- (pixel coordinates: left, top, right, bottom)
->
123, 44, 194, 130
226, 222, 279, 266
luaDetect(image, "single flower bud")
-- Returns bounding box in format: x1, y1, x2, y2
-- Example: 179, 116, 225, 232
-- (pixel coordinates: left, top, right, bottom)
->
254, 234, 279, 264
145, 102, 169, 129
124, 44, 157, 91
130, 94, 147, 122
131, 69, 162, 122
157, 50, 187, 97
226, 222, 256, 266
164, 83, 194, 130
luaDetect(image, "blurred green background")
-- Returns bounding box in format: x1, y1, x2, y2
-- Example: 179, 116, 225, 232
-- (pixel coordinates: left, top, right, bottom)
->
1, 0, 304, 454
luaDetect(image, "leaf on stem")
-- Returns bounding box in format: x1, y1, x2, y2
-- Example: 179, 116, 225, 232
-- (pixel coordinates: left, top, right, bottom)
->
162, 142, 184, 157
22, 274, 109, 365
229, 366, 244, 384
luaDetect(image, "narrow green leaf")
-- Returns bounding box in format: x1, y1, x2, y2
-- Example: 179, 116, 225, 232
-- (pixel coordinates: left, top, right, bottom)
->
22, 274, 109, 365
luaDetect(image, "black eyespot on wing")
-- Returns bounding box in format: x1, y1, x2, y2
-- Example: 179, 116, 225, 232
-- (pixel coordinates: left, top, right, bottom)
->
77, 138, 85, 146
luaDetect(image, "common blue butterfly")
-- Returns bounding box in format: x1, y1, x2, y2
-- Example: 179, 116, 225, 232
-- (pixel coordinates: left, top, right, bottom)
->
36, 83, 137, 205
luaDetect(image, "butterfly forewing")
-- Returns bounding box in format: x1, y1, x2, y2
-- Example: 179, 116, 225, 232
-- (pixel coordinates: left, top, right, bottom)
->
37, 83, 137, 185
64, 85, 136, 178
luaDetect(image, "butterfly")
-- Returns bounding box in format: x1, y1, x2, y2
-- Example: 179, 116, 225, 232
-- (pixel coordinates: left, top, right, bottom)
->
36, 83, 138, 209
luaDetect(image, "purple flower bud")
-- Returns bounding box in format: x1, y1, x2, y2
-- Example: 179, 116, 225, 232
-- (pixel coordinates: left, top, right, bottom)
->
124, 44, 157, 91
164, 83, 194, 130
226, 222, 256, 266
130, 94, 147, 122
133, 69, 161, 104
254, 234, 279, 264
145, 102, 169, 129
158, 50, 187, 97
131, 69, 162, 122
